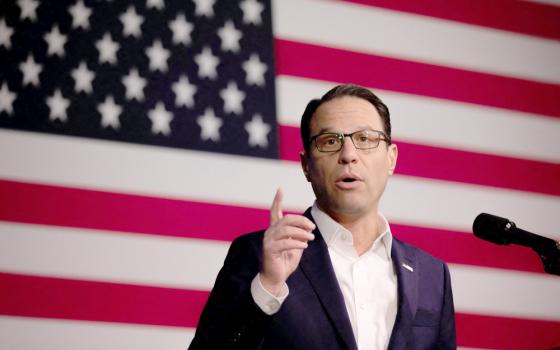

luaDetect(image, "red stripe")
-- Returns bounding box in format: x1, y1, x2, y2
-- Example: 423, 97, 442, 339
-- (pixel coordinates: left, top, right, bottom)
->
275, 39, 560, 119
456, 313, 560, 350
279, 124, 560, 197
0, 272, 207, 328
0, 179, 547, 274
342, 0, 560, 40
0, 179, 268, 242
1, 272, 559, 349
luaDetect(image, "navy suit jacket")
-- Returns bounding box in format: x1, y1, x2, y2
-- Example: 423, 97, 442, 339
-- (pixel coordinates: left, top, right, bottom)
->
189, 209, 456, 349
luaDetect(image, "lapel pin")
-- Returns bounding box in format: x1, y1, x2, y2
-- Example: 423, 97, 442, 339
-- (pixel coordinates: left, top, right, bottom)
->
402, 263, 414, 272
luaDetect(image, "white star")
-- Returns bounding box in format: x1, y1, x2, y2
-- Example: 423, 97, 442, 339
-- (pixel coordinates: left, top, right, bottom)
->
120, 6, 144, 38
240, 0, 264, 25
71, 61, 95, 94
193, 0, 215, 18
44, 26, 67, 57
122, 68, 147, 101
145, 40, 170, 72
0, 19, 14, 49
243, 53, 267, 86
17, 0, 39, 22
172, 75, 197, 108
169, 14, 193, 46
194, 46, 219, 79
46, 89, 70, 122
97, 95, 122, 129
148, 102, 173, 136
220, 81, 245, 115
19, 54, 42, 87
197, 108, 223, 142
217, 20, 242, 53
96, 33, 120, 65
68, 0, 92, 30
245, 114, 270, 148
0, 82, 17, 115
146, 0, 165, 10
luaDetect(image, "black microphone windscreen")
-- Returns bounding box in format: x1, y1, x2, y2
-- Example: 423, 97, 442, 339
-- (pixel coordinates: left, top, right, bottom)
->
472, 213, 515, 245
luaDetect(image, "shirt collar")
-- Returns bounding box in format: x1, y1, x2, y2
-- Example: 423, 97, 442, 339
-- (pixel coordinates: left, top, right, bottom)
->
311, 202, 393, 260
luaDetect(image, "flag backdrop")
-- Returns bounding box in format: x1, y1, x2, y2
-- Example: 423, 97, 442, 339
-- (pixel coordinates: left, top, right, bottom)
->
1, 0, 560, 349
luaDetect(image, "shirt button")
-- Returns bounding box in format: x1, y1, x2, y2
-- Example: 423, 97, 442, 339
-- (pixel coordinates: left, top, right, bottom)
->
341, 234, 348, 241
267, 301, 278, 312
359, 303, 366, 310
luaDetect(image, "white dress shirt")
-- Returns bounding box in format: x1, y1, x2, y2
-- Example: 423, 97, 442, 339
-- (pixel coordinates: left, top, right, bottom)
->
251, 204, 397, 349
311, 204, 397, 350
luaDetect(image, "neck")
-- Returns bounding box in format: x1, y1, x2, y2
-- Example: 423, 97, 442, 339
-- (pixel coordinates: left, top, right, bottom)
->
319, 204, 383, 256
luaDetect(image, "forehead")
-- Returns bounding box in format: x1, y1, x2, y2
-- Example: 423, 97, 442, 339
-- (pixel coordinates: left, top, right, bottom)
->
310, 96, 382, 133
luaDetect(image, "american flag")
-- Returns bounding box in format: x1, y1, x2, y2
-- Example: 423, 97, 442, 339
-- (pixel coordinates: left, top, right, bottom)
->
1, 0, 559, 349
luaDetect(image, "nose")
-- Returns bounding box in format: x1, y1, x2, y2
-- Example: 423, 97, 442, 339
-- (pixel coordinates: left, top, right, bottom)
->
338, 136, 359, 164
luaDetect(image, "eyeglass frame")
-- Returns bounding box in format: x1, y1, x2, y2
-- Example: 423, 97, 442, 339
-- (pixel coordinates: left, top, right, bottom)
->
309, 128, 391, 153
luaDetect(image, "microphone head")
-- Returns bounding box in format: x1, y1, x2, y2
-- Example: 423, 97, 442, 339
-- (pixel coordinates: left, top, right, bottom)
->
473, 213, 516, 245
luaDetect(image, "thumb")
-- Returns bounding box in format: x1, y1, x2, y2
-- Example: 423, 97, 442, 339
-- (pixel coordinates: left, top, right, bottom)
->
270, 188, 284, 224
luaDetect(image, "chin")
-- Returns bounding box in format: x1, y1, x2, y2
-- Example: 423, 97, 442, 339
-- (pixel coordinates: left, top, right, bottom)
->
315, 188, 370, 214
330, 198, 369, 216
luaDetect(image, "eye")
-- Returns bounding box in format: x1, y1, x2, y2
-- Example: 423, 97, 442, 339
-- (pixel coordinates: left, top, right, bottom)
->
354, 132, 370, 143
358, 135, 369, 142
318, 134, 339, 144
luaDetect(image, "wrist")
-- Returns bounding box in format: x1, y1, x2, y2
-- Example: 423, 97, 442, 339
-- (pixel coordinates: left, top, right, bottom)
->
259, 273, 284, 296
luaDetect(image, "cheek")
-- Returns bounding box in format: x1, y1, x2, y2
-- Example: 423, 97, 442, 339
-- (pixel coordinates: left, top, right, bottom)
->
308, 163, 325, 182
308, 160, 333, 185
365, 158, 391, 182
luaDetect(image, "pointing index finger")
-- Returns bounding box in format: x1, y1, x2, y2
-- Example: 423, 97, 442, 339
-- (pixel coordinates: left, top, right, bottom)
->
270, 188, 284, 224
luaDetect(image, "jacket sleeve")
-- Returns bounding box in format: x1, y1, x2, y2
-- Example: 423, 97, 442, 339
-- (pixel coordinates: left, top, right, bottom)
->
189, 232, 272, 349
437, 262, 457, 349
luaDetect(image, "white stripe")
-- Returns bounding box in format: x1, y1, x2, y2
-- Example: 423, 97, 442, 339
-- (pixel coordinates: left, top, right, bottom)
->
449, 264, 560, 321
0, 221, 228, 290
273, 0, 560, 84
0, 319, 488, 350
0, 316, 194, 350
0, 316, 496, 350
526, 0, 560, 6
384, 175, 560, 239
1, 222, 559, 321
0, 129, 315, 211
276, 76, 560, 163
1, 129, 559, 236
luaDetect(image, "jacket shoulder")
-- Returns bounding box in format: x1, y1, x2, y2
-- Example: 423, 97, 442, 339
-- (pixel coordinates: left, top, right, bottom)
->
231, 230, 265, 246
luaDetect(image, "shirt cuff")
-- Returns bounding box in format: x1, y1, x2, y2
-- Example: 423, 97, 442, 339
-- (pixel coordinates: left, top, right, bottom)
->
250, 273, 289, 315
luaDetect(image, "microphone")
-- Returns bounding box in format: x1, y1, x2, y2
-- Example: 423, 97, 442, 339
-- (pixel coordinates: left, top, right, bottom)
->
473, 213, 560, 276
473, 213, 556, 248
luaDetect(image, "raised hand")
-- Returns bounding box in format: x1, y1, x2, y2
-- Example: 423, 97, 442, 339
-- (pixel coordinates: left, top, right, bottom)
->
260, 188, 315, 296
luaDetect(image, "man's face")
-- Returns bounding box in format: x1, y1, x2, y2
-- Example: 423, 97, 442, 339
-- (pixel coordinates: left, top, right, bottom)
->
301, 96, 398, 219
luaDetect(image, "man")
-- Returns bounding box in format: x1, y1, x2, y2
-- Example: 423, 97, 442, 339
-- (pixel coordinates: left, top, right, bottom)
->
189, 84, 456, 349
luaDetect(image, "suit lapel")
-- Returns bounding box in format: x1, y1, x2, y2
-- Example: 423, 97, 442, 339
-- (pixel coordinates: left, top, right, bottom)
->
388, 239, 419, 350
299, 210, 358, 350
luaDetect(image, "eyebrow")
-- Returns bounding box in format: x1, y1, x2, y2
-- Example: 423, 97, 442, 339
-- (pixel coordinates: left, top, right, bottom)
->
315, 126, 375, 134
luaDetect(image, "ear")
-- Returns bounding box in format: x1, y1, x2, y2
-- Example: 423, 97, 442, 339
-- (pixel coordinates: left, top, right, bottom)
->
300, 151, 311, 182
387, 143, 398, 175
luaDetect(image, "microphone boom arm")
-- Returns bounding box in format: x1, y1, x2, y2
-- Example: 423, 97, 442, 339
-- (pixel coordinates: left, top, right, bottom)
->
534, 239, 560, 276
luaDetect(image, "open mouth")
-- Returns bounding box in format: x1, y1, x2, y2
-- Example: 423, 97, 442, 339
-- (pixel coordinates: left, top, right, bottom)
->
335, 174, 362, 189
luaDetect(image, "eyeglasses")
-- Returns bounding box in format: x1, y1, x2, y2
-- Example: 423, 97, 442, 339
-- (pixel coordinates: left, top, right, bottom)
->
310, 129, 390, 153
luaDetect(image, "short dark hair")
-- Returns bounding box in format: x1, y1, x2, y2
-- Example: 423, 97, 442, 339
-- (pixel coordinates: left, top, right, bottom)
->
300, 84, 391, 152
